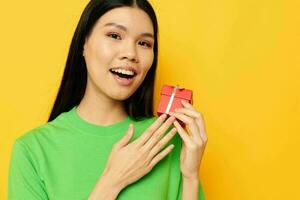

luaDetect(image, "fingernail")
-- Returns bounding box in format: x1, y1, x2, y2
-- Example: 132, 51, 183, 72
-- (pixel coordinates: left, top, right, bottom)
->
162, 114, 167, 118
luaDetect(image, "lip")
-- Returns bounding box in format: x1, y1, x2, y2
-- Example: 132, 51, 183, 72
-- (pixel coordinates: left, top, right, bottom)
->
110, 66, 138, 75
110, 70, 136, 86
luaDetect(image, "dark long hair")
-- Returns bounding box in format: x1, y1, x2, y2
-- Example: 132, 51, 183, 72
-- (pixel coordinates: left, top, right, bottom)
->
48, 0, 158, 122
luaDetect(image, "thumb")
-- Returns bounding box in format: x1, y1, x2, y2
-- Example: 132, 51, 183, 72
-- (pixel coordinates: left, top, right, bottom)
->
115, 123, 134, 148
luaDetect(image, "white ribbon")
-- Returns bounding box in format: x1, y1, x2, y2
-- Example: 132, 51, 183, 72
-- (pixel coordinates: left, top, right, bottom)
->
164, 85, 184, 114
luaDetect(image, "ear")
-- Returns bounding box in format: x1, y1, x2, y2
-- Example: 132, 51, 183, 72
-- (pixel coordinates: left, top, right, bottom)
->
83, 37, 88, 57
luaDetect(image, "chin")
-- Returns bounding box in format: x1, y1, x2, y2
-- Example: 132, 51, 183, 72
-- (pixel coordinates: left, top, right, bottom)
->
107, 90, 135, 101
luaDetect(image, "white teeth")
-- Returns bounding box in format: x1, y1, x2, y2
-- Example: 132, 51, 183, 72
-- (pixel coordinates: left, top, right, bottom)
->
111, 68, 135, 75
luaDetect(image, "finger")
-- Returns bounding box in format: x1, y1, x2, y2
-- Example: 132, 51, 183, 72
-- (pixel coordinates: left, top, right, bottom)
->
173, 120, 192, 145
171, 112, 201, 140
149, 144, 174, 169
181, 100, 208, 143
195, 113, 208, 142
134, 114, 168, 146
143, 116, 176, 148
173, 107, 201, 121
173, 108, 202, 140
147, 127, 177, 160
115, 123, 134, 148
181, 100, 196, 111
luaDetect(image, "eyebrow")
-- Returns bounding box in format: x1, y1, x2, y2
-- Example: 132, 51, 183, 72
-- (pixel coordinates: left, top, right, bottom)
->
104, 22, 154, 39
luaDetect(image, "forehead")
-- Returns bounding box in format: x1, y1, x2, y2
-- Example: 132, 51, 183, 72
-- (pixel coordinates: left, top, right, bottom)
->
95, 7, 154, 35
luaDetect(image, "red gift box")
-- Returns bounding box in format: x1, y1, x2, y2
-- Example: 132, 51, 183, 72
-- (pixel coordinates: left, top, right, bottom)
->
157, 85, 193, 128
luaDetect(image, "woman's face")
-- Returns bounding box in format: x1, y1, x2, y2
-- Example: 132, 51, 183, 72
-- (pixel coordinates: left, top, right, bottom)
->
83, 7, 155, 101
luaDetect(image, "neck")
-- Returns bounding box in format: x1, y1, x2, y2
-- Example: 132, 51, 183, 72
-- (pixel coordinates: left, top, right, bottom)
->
76, 84, 128, 126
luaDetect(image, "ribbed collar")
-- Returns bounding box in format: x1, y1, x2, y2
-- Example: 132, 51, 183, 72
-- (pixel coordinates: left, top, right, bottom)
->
65, 106, 132, 136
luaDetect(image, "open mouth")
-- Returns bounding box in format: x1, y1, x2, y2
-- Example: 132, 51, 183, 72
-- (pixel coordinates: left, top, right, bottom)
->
109, 69, 136, 79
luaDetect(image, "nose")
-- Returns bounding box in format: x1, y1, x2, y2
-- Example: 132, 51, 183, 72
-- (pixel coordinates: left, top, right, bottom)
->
119, 41, 139, 63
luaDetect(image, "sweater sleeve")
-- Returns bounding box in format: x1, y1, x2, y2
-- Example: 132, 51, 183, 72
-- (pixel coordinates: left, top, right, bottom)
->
8, 139, 49, 200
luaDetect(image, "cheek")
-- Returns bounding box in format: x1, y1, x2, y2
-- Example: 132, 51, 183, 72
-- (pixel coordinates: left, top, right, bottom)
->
141, 51, 154, 74
93, 42, 115, 63
86, 46, 117, 81
84, 43, 114, 80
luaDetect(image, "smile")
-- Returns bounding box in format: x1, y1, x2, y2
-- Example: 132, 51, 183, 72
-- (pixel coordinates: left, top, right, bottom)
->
109, 69, 136, 79
109, 69, 136, 86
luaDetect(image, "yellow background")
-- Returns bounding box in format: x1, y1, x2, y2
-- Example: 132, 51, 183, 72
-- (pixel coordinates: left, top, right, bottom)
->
1, 0, 299, 199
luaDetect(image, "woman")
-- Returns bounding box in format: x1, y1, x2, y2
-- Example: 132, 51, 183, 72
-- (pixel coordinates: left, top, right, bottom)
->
8, 0, 207, 199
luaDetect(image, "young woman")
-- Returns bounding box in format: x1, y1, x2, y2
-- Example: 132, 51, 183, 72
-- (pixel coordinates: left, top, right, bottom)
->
8, 0, 207, 199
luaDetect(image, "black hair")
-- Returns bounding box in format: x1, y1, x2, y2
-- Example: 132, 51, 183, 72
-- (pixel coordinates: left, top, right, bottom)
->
47, 0, 158, 122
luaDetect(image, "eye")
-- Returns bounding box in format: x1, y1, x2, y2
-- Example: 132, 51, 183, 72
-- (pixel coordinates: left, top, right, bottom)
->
107, 32, 121, 40
139, 41, 152, 48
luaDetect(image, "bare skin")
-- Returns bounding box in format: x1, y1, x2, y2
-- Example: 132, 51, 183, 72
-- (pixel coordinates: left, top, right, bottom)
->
88, 114, 177, 200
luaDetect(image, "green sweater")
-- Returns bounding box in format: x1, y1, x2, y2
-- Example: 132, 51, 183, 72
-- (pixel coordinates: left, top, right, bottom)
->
8, 106, 205, 200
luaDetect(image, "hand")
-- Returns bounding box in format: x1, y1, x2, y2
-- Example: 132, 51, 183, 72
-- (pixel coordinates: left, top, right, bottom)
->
170, 100, 208, 180
102, 114, 177, 190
